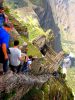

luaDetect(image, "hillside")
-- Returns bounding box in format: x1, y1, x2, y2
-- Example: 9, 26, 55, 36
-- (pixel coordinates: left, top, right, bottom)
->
0, 0, 75, 100
4, 0, 75, 55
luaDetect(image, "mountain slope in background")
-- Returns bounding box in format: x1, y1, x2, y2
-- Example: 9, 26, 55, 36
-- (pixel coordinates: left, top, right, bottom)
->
5, 0, 75, 54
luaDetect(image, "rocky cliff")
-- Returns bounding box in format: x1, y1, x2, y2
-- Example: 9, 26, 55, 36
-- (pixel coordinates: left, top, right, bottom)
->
0, 71, 74, 100
0, 1, 74, 99
4, 0, 75, 54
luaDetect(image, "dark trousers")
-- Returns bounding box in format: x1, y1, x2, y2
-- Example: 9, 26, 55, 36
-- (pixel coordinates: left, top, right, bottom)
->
21, 62, 29, 73
9, 64, 21, 73
0, 47, 8, 73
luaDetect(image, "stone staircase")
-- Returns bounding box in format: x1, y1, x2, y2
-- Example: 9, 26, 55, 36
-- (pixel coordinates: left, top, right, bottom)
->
45, 44, 64, 63
44, 44, 64, 72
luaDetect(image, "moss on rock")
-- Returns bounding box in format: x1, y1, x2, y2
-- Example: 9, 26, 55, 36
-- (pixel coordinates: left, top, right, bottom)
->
21, 76, 74, 100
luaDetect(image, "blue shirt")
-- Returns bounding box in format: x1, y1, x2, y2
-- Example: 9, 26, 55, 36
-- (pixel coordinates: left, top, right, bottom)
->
0, 27, 10, 48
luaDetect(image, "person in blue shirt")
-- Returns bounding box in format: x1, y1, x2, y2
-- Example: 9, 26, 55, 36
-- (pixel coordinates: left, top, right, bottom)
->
0, 23, 12, 74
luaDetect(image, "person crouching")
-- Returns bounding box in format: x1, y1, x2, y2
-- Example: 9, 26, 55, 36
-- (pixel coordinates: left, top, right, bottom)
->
21, 55, 33, 73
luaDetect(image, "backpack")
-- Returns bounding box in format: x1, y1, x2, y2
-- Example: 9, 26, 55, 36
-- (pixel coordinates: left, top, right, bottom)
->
0, 13, 5, 27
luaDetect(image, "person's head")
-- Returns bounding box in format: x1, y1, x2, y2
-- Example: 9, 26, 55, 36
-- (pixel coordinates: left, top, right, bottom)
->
0, 6, 4, 13
3, 23, 12, 32
29, 55, 33, 60
14, 40, 19, 46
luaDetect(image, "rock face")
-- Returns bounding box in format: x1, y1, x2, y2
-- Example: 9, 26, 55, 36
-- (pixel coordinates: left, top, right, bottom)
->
5, 0, 62, 52
33, 35, 46, 50
0, 71, 74, 100
48, 0, 75, 54
31, 0, 75, 54
0, 71, 51, 100
5, 0, 75, 54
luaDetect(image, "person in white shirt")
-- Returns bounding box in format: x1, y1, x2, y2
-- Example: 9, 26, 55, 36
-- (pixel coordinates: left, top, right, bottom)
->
9, 40, 22, 73
62, 56, 71, 75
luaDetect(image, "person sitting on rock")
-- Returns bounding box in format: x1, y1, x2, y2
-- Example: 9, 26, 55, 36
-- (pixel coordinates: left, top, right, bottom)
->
21, 55, 33, 73
0, 23, 12, 74
9, 40, 22, 73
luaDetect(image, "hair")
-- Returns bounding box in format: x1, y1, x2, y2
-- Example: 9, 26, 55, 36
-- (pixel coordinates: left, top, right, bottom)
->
28, 55, 35, 61
14, 40, 19, 46
0, 6, 4, 10
29, 55, 33, 59
4, 23, 11, 28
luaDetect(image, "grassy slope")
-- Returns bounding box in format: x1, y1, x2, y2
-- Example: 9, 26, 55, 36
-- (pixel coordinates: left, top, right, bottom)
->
5, 7, 42, 57
21, 36, 42, 57
67, 67, 75, 94
4, 2, 47, 41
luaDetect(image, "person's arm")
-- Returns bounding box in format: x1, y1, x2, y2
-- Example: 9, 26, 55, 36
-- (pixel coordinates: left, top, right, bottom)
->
18, 57, 22, 61
28, 61, 32, 70
2, 43, 8, 60
25, 55, 28, 62
18, 50, 22, 61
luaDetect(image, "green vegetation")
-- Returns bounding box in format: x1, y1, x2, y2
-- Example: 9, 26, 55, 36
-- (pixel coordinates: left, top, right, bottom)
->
19, 16, 47, 42
4, 7, 42, 57
21, 87, 44, 100
25, 17, 45, 41
4, 6, 48, 41
3, 3, 75, 100
1, 89, 16, 100
21, 67, 74, 100
21, 35, 42, 57
67, 67, 75, 94
21, 76, 74, 100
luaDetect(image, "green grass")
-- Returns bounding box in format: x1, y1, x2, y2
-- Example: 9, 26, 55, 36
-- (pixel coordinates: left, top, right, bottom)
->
6, 8, 47, 41
21, 16, 47, 42
67, 67, 75, 94
21, 35, 42, 57
4, 7, 42, 58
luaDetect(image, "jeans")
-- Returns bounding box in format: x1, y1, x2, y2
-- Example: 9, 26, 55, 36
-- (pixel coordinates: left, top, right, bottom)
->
21, 62, 29, 73
0, 47, 9, 73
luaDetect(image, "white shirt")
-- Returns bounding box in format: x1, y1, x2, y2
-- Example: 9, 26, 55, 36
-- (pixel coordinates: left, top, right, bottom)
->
27, 60, 32, 65
9, 47, 21, 66
63, 57, 71, 68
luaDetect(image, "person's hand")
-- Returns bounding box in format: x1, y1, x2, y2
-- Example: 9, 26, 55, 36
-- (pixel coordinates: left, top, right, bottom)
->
4, 55, 8, 60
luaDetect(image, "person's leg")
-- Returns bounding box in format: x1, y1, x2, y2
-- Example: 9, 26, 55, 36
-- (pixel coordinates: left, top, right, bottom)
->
0, 47, 4, 63
3, 59, 9, 73
17, 64, 21, 73
9, 64, 16, 72
21, 62, 28, 72
0, 47, 8, 73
